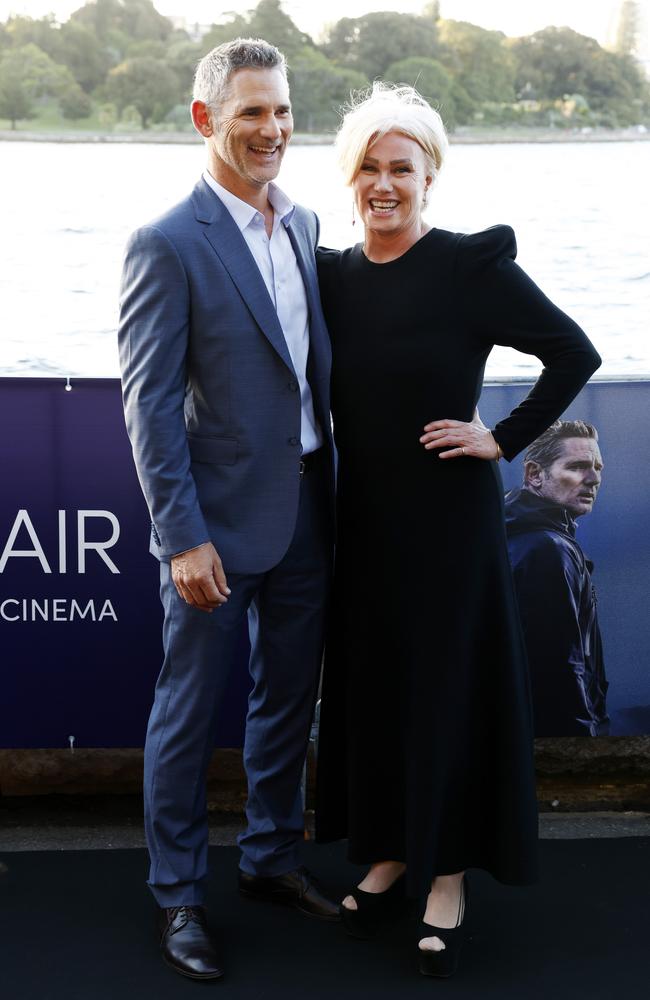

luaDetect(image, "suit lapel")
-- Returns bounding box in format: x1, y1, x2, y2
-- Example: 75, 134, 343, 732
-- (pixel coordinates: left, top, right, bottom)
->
192, 179, 295, 375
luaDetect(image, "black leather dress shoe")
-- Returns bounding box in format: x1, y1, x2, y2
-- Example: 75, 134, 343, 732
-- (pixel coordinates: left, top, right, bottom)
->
238, 866, 341, 921
158, 905, 224, 980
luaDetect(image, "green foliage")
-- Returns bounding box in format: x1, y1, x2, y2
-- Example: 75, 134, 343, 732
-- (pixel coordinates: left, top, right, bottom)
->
201, 0, 311, 59
509, 26, 650, 124
200, 15, 249, 53
70, 0, 172, 44
437, 20, 516, 104
105, 56, 179, 127
0, 43, 67, 127
4, 14, 62, 60
126, 40, 166, 60
119, 102, 142, 129
289, 47, 367, 132
384, 56, 474, 129
322, 12, 439, 80
58, 21, 115, 93
0, 0, 648, 134
98, 101, 118, 128
247, 0, 313, 58
166, 40, 202, 101
60, 82, 93, 119
163, 103, 194, 131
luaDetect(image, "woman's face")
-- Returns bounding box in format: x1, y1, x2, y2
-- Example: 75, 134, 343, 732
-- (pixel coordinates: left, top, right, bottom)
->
353, 131, 432, 239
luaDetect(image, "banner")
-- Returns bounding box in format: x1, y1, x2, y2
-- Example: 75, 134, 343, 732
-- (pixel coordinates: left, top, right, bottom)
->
478, 379, 650, 737
1, 377, 649, 747
0, 378, 250, 749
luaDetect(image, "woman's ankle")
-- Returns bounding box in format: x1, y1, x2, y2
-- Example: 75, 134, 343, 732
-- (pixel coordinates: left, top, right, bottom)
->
359, 860, 406, 893
422, 872, 465, 928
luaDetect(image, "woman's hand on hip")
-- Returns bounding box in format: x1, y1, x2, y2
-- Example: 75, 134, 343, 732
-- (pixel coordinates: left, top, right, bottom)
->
419, 408, 500, 460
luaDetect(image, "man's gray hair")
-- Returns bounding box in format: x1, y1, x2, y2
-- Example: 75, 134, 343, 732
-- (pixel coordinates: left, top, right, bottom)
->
193, 38, 288, 114
523, 419, 598, 477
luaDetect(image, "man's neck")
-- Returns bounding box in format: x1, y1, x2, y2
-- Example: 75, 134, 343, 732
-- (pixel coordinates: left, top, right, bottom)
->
206, 161, 269, 214
206, 164, 274, 236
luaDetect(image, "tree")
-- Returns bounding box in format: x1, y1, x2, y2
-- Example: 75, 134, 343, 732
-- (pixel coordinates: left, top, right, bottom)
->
0, 43, 65, 128
4, 14, 62, 61
166, 39, 203, 102
125, 39, 166, 59
0, 51, 35, 127
70, 0, 172, 44
322, 12, 439, 81
385, 56, 474, 129
58, 20, 115, 93
509, 26, 649, 122
105, 55, 179, 127
437, 20, 516, 104
247, 0, 313, 59
288, 47, 366, 132
202, 1, 312, 59
201, 14, 249, 52
59, 80, 93, 119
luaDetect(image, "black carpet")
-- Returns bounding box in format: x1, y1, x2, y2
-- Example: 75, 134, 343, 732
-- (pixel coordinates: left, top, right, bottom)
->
1, 839, 647, 1000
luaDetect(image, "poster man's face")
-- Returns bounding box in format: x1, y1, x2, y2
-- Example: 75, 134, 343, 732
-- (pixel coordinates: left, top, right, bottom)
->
531, 437, 603, 517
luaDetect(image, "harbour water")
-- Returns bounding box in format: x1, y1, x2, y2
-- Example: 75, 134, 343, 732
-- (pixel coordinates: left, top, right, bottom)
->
1, 139, 648, 378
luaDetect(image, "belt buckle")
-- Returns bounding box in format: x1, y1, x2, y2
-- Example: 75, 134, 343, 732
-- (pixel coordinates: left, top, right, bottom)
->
299, 459, 306, 476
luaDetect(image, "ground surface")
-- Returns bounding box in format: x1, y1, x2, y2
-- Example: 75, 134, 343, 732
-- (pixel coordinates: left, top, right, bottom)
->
1, 796, 650, 852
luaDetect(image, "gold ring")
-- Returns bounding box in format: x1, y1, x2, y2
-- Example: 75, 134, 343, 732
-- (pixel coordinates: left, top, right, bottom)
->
461, 447, 466, 456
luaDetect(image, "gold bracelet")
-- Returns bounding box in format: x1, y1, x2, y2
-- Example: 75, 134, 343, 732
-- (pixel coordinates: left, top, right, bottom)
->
491, 433, 503, 461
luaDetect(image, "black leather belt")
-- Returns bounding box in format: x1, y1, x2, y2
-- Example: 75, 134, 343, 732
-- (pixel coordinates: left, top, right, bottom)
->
299, 447, 324, 476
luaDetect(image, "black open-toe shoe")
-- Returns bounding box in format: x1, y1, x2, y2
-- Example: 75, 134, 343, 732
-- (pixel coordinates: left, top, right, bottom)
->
341, 872, 406, 940
417, 876, 468, 978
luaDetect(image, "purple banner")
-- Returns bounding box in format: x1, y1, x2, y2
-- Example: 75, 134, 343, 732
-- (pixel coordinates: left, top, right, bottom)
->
0, 378, 250, 749
2, 377, 650, 747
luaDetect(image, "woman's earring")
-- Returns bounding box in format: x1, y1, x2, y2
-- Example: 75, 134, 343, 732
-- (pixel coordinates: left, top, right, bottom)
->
351, 201, 356, 226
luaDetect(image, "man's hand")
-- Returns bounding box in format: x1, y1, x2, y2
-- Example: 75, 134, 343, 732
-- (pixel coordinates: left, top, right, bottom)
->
171, 542, 230, 613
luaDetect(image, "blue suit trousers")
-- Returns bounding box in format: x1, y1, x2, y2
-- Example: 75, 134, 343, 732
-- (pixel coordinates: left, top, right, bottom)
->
143, 452, 332, 906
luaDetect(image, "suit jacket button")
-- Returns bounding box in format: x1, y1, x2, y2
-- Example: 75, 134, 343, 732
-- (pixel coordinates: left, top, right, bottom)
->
288, 436, 300, 446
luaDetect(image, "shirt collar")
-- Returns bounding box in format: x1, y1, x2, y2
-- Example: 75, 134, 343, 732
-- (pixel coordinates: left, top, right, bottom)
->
202, 171, 295, 231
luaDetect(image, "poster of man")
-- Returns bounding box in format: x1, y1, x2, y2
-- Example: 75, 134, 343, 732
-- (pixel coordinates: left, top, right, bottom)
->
504, 420, 609, 737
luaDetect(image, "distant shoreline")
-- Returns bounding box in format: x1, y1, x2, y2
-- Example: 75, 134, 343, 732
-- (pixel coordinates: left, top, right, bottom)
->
1, 127, 649, 146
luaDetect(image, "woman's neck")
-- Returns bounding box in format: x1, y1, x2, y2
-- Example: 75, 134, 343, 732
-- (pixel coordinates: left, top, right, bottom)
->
363, 221, 430, 263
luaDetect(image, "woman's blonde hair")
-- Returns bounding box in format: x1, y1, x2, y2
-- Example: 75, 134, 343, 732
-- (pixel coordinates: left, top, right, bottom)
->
336, 82, 448, 186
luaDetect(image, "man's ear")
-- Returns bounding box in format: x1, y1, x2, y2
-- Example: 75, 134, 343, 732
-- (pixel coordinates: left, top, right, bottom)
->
524, 460, 544, 489
191, 100, 213, 137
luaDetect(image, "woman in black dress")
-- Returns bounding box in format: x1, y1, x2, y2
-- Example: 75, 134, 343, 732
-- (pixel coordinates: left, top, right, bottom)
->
315, 84, 601, 977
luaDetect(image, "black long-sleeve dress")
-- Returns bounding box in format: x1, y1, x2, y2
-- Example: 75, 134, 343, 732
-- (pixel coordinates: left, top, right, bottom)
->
314, 225, 601, 897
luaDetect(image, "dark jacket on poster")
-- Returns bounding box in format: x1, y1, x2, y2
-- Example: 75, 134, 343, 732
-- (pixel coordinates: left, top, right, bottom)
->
505, 488, 609, 737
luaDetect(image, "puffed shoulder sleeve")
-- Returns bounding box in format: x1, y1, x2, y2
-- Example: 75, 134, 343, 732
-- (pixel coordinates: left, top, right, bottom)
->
456, 225, 602, 461
316, 246, 342, 307
316, 246, 341, 273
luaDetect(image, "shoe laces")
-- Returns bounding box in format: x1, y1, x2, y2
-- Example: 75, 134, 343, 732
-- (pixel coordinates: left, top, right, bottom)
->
166, 905, 204, 933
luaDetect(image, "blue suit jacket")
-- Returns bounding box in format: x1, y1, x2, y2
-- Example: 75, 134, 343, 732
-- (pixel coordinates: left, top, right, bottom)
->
118, 177, 334, 573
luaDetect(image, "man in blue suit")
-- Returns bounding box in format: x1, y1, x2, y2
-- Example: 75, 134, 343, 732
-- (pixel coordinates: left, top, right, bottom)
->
118, 39, 337, 981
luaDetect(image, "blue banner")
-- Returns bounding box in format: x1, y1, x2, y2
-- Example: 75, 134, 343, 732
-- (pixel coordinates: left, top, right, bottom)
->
1, 377, 649, 747
0, 377, 250, 749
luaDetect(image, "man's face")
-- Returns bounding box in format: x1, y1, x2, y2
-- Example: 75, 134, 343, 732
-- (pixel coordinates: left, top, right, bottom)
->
529, 437, 603, 517
203, 67, 293, 198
